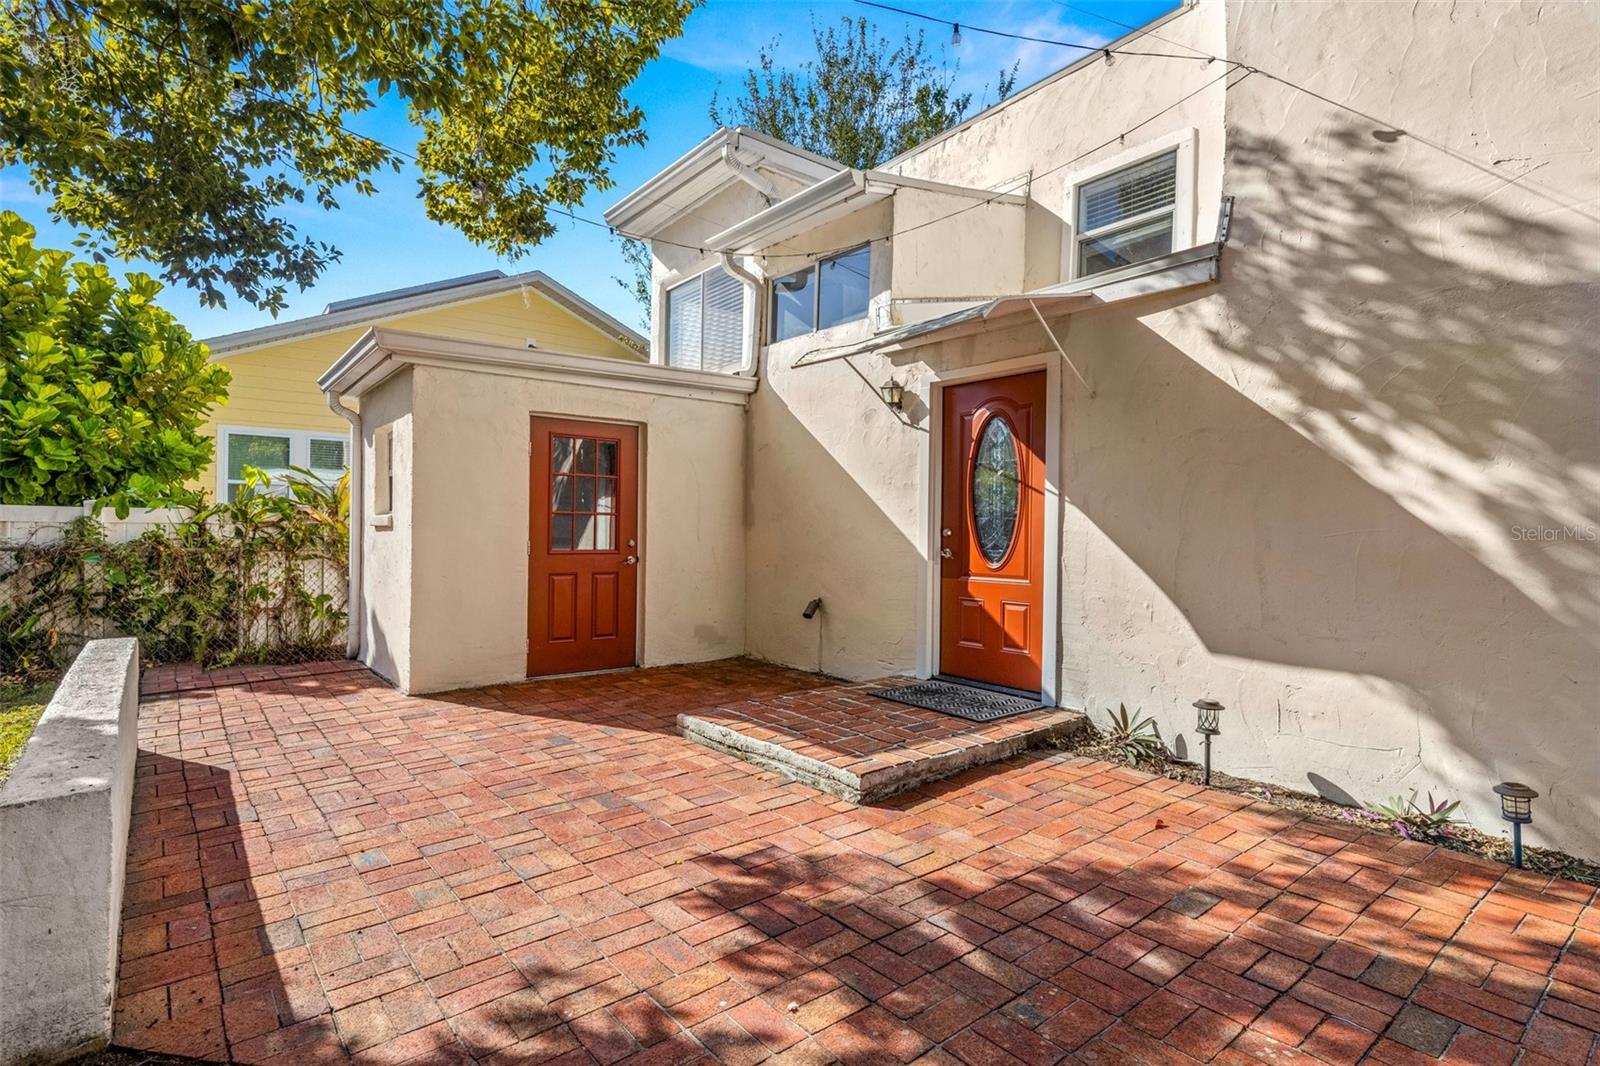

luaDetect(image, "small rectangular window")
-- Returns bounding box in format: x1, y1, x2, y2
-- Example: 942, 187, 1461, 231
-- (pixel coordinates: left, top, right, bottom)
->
373, 425, 393, 516
220, 427, 351, 501
666, 276, 702, 367
771, 267, 816, 342
819, 245, 870, 330
769, 245, 871, 341
1075, 149, 1178, 277
665, 267, 746, 372
308, 436, 347, 488
225, 431, 292, 500
548, 433, 619, 552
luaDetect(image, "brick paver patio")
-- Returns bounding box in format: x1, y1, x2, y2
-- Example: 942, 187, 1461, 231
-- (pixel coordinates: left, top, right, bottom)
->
678, 681, 1086, 803
119, 660, 1600, 1066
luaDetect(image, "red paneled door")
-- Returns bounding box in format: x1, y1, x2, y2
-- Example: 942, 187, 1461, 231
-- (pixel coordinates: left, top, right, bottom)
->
939, 371, 1047, 693
528, 418, 639, 677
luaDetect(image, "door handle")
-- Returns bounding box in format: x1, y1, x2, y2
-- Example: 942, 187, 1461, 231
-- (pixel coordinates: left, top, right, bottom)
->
623, 555, 638, 566
940, 548, 953, 559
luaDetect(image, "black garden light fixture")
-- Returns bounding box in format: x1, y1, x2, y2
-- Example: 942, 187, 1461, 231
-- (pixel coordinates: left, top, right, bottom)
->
879, 377, 905, 412
1493, 781, 1539, 869
1193, 698, 1223, 786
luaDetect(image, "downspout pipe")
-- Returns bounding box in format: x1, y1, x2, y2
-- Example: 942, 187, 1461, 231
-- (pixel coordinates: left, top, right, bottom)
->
719, 251, 764, 376
326, 390, 364, 659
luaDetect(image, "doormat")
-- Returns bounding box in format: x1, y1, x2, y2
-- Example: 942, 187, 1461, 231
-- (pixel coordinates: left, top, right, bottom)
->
869, 680, 1042, 722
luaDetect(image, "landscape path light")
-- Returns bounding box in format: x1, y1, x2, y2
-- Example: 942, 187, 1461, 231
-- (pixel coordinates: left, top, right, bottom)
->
1493, 782, 1538, 869
1193, 698, 1222, 786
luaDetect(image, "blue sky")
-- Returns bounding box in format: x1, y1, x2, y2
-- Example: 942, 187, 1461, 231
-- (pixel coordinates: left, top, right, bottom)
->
0, 0, 1177, 340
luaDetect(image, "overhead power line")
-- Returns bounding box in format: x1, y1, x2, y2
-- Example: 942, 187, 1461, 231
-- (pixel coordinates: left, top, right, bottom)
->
855, 0, 1221, 63
775, 65, 1248, 266
1052, 1, 1216, 61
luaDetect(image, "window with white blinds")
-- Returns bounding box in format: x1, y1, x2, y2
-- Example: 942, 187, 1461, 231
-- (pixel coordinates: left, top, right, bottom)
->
1075, 148, 1179, 278
219, 427, 349, 500
665, 267, 746, 373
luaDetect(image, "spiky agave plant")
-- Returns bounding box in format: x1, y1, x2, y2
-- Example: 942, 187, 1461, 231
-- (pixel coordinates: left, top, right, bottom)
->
1103, 704, 1164, 765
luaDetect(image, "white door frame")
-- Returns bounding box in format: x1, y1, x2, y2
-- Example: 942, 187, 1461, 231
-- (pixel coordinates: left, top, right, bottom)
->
914, 350, 1063, 707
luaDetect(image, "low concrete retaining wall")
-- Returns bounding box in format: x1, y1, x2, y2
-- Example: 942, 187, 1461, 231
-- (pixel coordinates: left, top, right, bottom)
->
0, 638, 140, 1066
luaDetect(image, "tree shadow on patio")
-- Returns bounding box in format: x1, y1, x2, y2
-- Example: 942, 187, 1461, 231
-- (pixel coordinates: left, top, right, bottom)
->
494, 749, 1586, 1064
113, 750, 345, 1065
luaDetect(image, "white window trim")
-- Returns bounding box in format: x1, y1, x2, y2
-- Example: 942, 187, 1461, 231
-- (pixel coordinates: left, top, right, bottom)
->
768, 243, 873, 344
1061, 127, 1197, 282
216, 424, 351, 499
657, 262, 756, 374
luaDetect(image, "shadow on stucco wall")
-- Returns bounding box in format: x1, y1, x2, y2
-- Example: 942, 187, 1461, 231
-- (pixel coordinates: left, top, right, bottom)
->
1061, 120, 1598, 852
744, 369, 926, 681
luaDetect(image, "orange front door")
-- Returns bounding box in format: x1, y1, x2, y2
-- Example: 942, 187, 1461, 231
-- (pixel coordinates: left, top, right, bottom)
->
939, 371, 1047, 692
528, 418, 639, 677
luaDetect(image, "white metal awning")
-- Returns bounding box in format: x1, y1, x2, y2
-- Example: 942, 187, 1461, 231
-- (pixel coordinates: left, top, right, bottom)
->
792, 242, 1222, 368
708, 169, 1027, 255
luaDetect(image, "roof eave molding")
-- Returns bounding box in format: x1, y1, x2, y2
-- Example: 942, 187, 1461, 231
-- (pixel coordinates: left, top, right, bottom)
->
604, 127, 843, 238
706, 169, 1029, 255
206, 271, 646, 357
320, 328, 758, 406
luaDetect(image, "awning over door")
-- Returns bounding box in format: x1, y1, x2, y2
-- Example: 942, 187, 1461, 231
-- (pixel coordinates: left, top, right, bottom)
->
792, 241, 1221, 367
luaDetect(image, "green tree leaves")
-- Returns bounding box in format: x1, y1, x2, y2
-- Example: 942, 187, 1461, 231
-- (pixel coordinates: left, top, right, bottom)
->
710, 16, 1018, 170
0, 211, 229, 510
0, 0, 696, 312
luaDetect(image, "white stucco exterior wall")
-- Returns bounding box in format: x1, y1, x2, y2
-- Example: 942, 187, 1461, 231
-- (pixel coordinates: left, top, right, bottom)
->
736, 0, 1600, 856
743, 3, 1227, 683
400, 365, 748, 693
358, 369, 414, 691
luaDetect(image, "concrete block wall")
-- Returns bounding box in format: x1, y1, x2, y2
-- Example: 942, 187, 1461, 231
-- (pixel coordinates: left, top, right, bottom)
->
0, 638, 140, 1065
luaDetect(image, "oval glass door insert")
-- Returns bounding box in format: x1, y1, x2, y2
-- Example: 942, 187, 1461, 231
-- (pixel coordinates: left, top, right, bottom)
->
972, 415, 1021, 565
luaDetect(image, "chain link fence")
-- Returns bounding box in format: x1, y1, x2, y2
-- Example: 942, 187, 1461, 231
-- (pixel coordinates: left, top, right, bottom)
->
1, 498, 347, 682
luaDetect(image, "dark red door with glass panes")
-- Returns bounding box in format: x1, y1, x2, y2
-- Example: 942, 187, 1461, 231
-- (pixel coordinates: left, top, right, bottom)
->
528, 418, 639, 676
939, 372, 1046, 693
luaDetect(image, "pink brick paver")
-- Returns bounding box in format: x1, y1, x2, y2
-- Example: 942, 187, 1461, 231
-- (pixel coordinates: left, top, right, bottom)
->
118, 660, 1600, 1065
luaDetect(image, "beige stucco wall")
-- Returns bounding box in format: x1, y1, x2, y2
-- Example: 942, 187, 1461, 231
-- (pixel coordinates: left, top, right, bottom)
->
744, 3, 1226, 679
398, 364, 748, 693
736, 0, 1600, 856
358, 369, 415, 691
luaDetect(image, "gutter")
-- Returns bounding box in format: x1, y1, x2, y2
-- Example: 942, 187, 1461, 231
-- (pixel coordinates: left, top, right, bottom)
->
719, 253, 766, 375
325, 390, 364, 660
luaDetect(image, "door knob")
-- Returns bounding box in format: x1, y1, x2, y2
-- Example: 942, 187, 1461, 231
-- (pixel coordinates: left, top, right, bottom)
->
940, 548, 953, 559
623, 555, 638, 566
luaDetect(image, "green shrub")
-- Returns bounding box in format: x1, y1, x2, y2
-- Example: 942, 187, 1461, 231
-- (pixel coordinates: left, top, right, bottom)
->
1, 469, 347, 676
0, 210, 229, 511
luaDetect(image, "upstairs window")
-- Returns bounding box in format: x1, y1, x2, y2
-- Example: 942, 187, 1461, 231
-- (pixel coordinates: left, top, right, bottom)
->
666, 266, 745, 373
1075, 149, 1179, 278
770, 244, 871, 342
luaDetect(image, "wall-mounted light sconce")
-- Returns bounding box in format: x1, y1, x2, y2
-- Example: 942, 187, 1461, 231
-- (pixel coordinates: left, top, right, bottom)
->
879, 377, 905, 412
1193, 698, 1222, 786
1493, 781, 1538, 868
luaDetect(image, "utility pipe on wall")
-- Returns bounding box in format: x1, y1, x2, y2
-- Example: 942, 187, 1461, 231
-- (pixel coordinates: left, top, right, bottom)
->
326, 391, 364, 659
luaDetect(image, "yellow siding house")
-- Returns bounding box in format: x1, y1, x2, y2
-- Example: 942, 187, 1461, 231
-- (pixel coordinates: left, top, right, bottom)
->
199, 270, 643, 499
